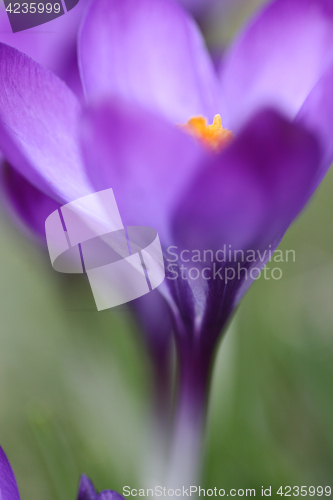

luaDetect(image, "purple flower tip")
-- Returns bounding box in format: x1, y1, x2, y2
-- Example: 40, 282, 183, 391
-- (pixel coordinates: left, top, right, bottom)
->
77, 474, 125, 500
78, 474, 98, 500
0, 446, 20, 500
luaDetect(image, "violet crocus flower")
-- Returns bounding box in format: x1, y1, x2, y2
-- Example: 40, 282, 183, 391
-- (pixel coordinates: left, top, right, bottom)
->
0, 446, 123, 500
1, 0, 333, 486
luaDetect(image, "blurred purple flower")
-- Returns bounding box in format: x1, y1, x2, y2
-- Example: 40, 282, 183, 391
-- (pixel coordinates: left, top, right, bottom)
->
1, 0, 333, 482
0, 446, 123, 500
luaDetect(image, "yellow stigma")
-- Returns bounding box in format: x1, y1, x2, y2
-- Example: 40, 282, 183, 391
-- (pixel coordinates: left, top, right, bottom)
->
181, 114, 233, 152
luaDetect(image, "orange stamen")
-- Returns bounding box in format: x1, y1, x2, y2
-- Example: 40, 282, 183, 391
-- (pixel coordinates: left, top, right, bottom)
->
181, 114, 233, 152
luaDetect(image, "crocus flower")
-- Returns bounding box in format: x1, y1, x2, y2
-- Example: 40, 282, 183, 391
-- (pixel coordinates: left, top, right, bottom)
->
1, 0, 333, 486
0, 446, 123, 500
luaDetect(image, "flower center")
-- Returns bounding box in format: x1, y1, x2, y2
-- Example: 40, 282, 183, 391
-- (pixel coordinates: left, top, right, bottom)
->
181, 114, 233, 152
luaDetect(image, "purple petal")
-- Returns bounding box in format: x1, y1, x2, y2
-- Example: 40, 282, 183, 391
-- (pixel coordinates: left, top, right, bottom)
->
2, 163, 60, 240
80, 99, 205, 243
220, 0, 333, 130
0, 43, 92, 203
172, 109, 321, 254
0, 447, 20, 500
97, 492, 124, 500
77, 475, 97, 500
78, 0, 221, 123
0, 2, 87, 94
296, 62, 333, 185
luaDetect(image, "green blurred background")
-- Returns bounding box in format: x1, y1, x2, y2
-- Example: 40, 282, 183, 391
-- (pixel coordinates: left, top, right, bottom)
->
1, 0, 333, 498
